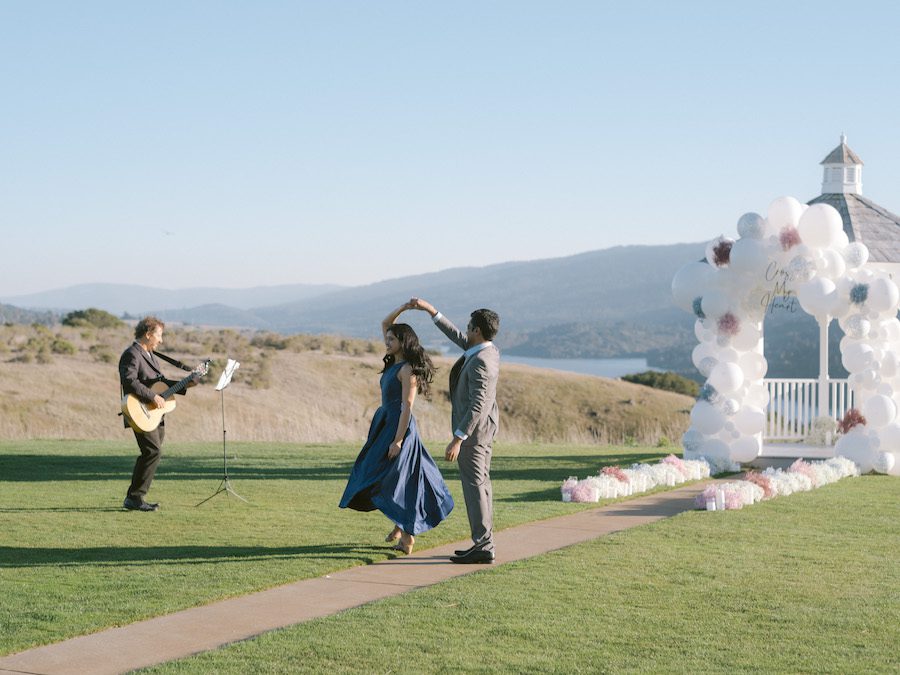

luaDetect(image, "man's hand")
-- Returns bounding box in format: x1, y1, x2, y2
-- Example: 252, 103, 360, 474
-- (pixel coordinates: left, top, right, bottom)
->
151, 395, 166, 409
410, 297, 437, 316
445, 436, 462, 462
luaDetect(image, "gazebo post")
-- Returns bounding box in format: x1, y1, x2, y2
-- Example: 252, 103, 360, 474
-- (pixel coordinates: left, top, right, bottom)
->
818, 315, 830, 425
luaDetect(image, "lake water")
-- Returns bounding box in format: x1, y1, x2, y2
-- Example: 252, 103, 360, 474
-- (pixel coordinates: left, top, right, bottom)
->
500, 355, 657, 379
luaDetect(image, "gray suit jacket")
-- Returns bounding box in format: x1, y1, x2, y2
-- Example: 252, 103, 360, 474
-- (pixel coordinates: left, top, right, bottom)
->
435, 314, 500, 445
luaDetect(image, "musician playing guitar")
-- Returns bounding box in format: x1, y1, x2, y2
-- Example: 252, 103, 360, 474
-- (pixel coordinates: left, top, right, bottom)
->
119, 316, 202, 512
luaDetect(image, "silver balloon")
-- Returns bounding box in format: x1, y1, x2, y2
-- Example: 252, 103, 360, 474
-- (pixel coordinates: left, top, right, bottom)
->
845, 313, 871, 339
737, 212, 766, 240
788, 255, 815, 282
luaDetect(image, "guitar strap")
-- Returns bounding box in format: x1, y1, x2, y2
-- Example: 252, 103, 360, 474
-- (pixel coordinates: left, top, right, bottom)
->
152, 351, 195, 372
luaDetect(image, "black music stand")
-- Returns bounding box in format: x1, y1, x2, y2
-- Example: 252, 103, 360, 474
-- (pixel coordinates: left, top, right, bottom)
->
197, 358, 248, 506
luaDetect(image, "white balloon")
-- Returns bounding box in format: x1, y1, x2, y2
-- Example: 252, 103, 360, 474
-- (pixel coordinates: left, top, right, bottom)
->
734, 406, 766, 435
705, 237, 735, 268
820, 248, 846, 279
730, 238, 769, 277
691, 401, 726, 435
878, 422, 900, 451
844, 242, 869, 268
886, 452, 900, 476
767, 196, 804, 231
842, 342, 875, 373
699, 438, 732, 464
731, 435, 761, 463
737, 212, 766, 239
862, 395, 897, 428
692, 343, 717, 371
732, 323, 762, 351
796, 278, 837, 317
672, 261, 715, 313
709, 362, 745, 394
873, 451, 896, 474
698, 357, 718, 378
739, 351, 768, 380
701, 289, 730, 319
797, 203, 843, 248
867, 277, 900, 314
835, 431, 876, 473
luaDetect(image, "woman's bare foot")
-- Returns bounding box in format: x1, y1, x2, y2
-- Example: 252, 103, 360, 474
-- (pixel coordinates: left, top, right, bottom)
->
385, 526, 402, 543
393, 532, 414, 555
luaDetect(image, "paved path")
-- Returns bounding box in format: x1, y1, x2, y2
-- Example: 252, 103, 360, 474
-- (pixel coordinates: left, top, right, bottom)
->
0, 481, 712, 675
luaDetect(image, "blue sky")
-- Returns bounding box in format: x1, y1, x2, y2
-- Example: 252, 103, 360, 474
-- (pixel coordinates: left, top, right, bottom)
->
2, 1, 899, 296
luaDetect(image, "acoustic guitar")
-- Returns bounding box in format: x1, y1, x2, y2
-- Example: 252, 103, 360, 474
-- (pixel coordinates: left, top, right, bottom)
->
121, 360, 211, 433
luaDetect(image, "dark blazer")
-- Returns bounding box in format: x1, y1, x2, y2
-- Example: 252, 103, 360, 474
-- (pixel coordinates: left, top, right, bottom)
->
118, 342, 183, 428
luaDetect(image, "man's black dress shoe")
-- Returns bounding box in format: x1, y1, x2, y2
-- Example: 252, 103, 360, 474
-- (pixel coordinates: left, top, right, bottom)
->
123, 498, 159, 512
454, 544, 477, 556
450, 548, 494, 564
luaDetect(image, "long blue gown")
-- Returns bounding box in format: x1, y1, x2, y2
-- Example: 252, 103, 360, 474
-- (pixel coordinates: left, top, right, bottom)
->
339, 361, 454, 535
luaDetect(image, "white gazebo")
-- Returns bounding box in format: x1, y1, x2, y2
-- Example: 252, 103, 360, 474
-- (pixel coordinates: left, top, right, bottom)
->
762, 136, 900, 457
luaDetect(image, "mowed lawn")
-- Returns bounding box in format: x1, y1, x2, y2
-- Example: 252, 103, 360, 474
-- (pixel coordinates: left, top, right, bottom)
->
0, 439, 659, 655
147, 473, 900, 674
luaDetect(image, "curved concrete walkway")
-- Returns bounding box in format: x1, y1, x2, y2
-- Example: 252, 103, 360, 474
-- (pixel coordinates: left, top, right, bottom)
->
0, 481, 715, 675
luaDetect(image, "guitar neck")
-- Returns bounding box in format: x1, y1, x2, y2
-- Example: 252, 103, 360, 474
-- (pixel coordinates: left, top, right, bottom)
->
160, 373, 196, 399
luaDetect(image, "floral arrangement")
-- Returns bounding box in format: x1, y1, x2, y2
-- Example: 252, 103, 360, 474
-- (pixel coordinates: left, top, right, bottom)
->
838, 408, 866, 435
850, 283, 869, 305
717, 312, 740, 337
561, 455, 711, 503
712, 239, 732, 266
779, 225, 802, 251
692, 457, 859, 510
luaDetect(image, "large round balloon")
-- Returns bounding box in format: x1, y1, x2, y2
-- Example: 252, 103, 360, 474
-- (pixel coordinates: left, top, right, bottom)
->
708, 362, 744, 394
797, 203, 843, 248
737, 212, 766, 239
729, 238, 769, 277
835, 431, 876, 473
844, 242, 869, 268
796, 277, 837, 317
690, 401, 726, 435
738, 351, 768, 380
867, 277, 900, 314
672, 261, 715, 313
862, 395, 897, 428
731, 435, 761, 463
734, 405, 766, 435
767, 196, 803, 232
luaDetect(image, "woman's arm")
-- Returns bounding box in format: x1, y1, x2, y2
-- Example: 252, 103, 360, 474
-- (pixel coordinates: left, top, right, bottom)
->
382, 301, 415, 339
388, 364, 417, 459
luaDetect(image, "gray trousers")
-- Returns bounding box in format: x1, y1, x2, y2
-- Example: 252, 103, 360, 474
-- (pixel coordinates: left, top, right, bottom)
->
458, 439, 494, 552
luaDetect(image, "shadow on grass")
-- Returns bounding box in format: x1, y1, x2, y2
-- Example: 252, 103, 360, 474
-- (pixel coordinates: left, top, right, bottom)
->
0, 452, 665, 484
0, 455, 354, 482
0, 543, 390, 568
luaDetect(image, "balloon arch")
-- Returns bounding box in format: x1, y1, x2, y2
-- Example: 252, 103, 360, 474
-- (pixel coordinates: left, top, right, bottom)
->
673, 196, 900, 476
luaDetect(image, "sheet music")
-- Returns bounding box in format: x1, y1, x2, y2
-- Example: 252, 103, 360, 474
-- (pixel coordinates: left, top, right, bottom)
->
215, 358, 240, 391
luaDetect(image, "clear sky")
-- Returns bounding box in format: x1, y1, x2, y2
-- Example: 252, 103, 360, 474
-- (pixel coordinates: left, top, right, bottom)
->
2, 1, 899, 297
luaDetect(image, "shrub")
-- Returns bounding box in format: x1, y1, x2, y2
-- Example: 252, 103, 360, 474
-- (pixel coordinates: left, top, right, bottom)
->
62, 308, 124, 329
51, 338, 76, 355
622, 371, 699, 397
89, 344, 115, 363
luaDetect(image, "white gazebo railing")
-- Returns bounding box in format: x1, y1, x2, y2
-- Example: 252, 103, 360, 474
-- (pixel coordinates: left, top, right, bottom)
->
764, 378, 854, 441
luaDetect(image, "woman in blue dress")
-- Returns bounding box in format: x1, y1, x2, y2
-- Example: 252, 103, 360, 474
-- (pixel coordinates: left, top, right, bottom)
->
339, 302, 454, 555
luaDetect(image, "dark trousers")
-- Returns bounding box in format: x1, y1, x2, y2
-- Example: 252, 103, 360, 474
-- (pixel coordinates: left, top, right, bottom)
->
127, 426, 164, 501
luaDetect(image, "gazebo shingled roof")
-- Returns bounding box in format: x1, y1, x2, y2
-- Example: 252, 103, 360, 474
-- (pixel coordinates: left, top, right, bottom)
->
807, 193, 900, 263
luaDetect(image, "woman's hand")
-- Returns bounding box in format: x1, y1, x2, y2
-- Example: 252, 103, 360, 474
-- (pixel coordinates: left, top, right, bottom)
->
387, 440, 402, 459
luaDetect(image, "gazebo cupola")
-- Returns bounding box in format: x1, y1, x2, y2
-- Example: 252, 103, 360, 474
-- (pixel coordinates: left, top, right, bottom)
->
820, 134, 863, 195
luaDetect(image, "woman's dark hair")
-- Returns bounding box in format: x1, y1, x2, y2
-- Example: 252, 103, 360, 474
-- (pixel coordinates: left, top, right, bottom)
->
382, 323, 435, 397
134, 316, 165, 340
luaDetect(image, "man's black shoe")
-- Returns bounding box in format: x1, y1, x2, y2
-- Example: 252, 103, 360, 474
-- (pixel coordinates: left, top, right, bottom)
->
450, 548, 494, 564
123, 498, 159, 512
454, 544, 477, 556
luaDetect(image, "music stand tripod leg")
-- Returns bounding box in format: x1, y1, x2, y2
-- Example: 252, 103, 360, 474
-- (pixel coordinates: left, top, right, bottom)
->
197, 385, 248, 505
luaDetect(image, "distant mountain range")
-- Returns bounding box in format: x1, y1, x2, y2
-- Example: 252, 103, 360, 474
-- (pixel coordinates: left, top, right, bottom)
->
1, 243, 842, 378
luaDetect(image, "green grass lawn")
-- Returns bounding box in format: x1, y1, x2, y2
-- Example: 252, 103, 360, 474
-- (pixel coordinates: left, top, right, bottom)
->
146, 474, 900, 674
0, 439, 660, 655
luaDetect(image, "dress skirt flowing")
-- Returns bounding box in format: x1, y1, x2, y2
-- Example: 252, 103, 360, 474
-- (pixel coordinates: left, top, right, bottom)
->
339, 362, 454, 535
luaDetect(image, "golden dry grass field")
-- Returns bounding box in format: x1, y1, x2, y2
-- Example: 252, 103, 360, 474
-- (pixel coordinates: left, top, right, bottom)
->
0, 323, 692, 445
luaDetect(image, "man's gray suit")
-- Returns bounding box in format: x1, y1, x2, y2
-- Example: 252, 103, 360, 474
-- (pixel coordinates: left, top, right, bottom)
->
435, 314, 500, 553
